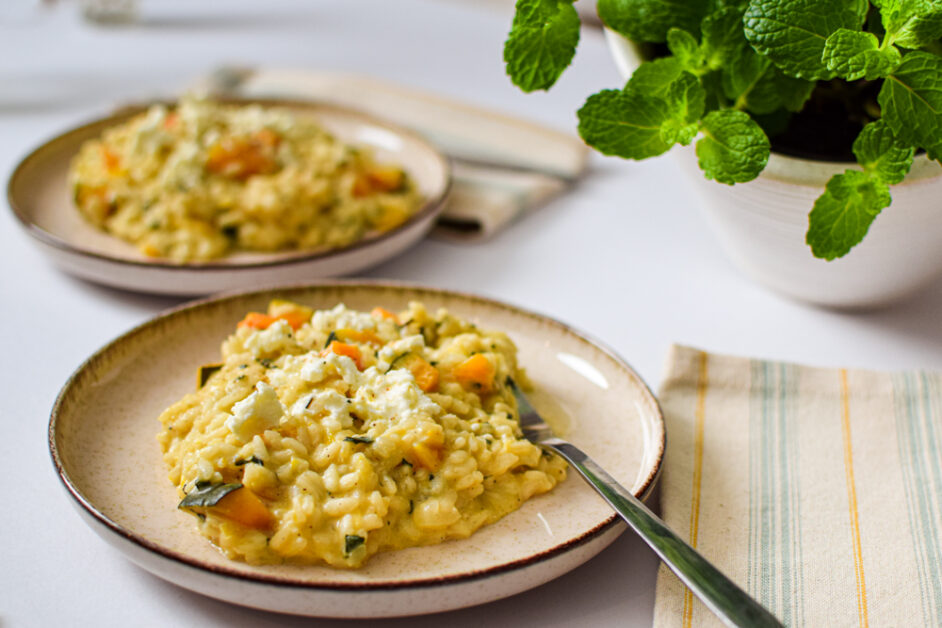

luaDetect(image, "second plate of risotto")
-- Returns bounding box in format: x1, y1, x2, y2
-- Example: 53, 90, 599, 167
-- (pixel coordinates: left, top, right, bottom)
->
50, 282, 664, 617
8, 99, 450, 295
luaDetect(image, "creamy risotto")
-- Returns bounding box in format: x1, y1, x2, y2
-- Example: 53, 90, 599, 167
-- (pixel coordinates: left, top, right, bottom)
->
69, 97, 422, 262
157, 300, 566, 568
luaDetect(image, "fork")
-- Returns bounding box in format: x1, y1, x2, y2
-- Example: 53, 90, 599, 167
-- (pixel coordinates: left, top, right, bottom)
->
513, 386, 783, 628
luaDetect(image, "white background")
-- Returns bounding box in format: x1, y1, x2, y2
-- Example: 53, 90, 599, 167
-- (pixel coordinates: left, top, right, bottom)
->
4, 1, 942, 626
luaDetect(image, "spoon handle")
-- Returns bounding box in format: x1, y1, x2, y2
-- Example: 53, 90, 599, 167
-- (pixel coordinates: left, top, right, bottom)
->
546, 440, 783, 628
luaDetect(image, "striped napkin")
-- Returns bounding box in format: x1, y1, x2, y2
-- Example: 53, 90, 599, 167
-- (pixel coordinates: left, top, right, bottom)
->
194, 67, 589, 241
654, 345, 942, 627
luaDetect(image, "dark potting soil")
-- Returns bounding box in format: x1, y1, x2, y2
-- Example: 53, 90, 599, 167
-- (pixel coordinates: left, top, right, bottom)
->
765, 79, 883, 163
632, 43, 884, 163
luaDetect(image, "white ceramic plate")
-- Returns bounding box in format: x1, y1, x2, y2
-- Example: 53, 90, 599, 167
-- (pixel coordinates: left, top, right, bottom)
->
50, 282, 664, 618
8, 101, 450, 296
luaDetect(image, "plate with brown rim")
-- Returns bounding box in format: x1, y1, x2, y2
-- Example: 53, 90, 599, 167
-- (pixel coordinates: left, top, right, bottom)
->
7, 100, 450, 296
49, 281, 664, 617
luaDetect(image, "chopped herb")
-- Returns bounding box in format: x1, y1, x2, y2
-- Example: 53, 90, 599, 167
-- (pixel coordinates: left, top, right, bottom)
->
344, 435, 374, 444
386, 352, 411, 373
257, 358, 275, 369
505, 375, 515, 388
305, 396, 315, 409
235, 375, 246, 382
399, 458, 413, 467
239, 364, 248, 369
148, 221, 161, 231
428, 474, 435, 481
221, 225, 239, 240
235, 456, 264, 467
178, 482, 242, 509
344, 534, 365, 555
408, 500, 414, 514
324, 331, 338, 348
429, 361, 438, 366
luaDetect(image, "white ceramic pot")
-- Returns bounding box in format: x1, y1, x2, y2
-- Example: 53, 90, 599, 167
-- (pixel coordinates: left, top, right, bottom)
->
605, 29, 942, 308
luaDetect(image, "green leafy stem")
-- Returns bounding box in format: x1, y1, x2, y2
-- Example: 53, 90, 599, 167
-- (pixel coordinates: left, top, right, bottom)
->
504, 0, 942, 259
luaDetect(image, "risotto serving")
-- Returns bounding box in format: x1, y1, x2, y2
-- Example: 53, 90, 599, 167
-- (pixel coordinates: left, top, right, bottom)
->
69, 97, 422, 262
157, 300, 566, 568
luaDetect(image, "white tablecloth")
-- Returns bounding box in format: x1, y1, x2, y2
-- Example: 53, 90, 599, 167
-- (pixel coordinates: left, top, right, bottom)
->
4, 1, 942, 626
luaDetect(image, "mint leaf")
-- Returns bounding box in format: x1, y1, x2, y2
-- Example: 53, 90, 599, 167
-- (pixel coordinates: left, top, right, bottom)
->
853, 120, 914, 184
627, 57, 684, 97
577, 89, 672, 159
598, 0, 710, 43
667, 28, 704, 69
702, 6, 749, 70
720, 47, 768, 103
743, 65, 816, 113
504, 0, 580, 92
661, 73, 706, 144
879, 51, 942, 155
822, 28, 901, 80
806, 170, 891, 259
743, 0, 868, 80
696, 110, 770, 184
880, 0, 942, 49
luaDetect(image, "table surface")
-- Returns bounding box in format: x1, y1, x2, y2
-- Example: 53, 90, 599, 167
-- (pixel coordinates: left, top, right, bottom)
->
5, 1, 942, 626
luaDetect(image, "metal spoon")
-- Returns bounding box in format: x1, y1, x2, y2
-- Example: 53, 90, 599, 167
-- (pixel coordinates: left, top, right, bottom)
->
513, 385, 783, 628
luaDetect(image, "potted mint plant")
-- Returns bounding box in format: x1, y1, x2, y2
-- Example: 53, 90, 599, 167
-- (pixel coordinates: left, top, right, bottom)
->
504, 0, 942, 307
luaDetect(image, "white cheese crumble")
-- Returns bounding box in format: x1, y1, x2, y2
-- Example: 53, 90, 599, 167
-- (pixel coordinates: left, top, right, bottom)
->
311, 304, 377, 332
227, 382, 285, 441
244, 319, 296, 356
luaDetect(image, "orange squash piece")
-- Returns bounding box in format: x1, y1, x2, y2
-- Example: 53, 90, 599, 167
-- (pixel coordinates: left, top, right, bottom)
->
100, 146, 121, 174
206, 135, 278, 180
238, 309, 308, 331
410, 428, 445, 471
394, 354, 438, 392
321, 341, 364, 370
453, 354, 495, 393
336, 328, 383, 346
212, 487, 273, 530
238, 312, 278, 330
367, 165, 404, 192
371, 307, 399, 323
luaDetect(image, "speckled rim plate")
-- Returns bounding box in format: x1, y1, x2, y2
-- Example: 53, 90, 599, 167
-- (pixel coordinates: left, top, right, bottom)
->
7, 100, 451, 296
49, 281, 665, 618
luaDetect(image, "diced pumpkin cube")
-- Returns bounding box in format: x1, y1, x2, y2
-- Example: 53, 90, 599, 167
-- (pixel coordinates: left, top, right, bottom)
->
453, 354, 495, 393
100, 146, 121, 174
412, 442, 442, 471
410, 427, 444, 470
238, 312, 278, 330
211, 487, 273, 530
351, 173, 373, 198
336, 328, 383, 346
267, 299, 312, 330
267, 299, 313, 320
367, 165, 404, 192
321, 341, 364, 370
371, 307, 399, 323
392, 354, 438, 392
206, 136, 278, 180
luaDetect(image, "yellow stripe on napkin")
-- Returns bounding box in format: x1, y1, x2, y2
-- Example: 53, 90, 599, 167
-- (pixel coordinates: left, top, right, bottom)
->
654, 346, 942, 627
